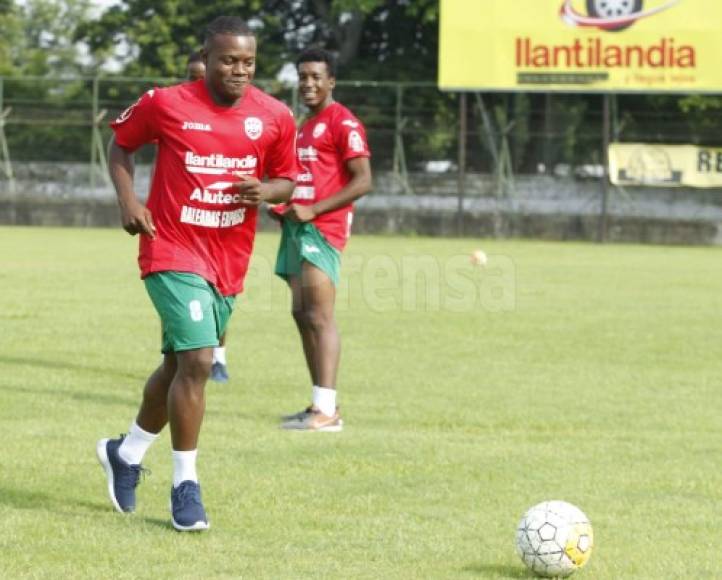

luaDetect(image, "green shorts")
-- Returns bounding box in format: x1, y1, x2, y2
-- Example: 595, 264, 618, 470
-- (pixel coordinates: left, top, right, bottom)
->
144, 271, 235, 354
274, 221, 341, 286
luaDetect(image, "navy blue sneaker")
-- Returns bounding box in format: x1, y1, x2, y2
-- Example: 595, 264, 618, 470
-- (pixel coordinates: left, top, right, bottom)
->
210, 361, 229, 383
96, 435, 147, 513
171, 481, 210, 531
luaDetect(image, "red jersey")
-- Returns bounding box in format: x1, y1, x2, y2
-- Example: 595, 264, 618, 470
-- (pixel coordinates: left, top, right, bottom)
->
110, 80, 298, 296
279, 102, 370, 251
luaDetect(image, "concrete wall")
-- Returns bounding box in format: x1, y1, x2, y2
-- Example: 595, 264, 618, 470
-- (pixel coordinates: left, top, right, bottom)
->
2, 163, 722, 245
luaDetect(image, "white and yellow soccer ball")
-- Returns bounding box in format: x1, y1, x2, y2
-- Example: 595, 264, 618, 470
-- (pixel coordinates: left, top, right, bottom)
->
515, 500, 593, 578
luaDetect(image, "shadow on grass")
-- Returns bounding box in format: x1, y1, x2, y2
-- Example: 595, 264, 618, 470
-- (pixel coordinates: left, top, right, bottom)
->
3, 382, 137, 407
0, 354, 145, 406
141, 516, 176, 531
0, 485, 205, 533
462, 563, 531, 578
0, 355, 145, 382
0, 485, 110, 515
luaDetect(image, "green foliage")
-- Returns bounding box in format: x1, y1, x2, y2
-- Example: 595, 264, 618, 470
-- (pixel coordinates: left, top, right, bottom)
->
74, 0, 438, 80
407, 90, 458, 166
553, 96, 590, 166
676, 95, 722, 145
511, 94, 530, 172
0, 0, 92, 76
76, 0, 223, 77
0, 2, 23, 75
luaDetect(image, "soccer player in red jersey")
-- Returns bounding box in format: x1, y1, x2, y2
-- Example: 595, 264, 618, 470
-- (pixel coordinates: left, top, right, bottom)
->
275, 48, 372, 432
96, 16, 297, 531
184, 49, 230, 384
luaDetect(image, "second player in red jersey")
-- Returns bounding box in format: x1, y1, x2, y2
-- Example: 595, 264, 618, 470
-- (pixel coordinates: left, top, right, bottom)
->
275, 48, 372, 432
289, 101, 370, 250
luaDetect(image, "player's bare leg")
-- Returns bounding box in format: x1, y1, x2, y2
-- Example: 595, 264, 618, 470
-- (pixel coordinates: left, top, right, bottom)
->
164, 347, 213, 530
167, 348, 213, 450
298, 261, 339, 389
135, 352, 178, 433
96, 353, 177, 513
289, 275, 319, 385
282, 261, 342, 431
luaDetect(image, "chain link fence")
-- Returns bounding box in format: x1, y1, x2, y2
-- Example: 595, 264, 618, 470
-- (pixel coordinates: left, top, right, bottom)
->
1, 76, 721, 242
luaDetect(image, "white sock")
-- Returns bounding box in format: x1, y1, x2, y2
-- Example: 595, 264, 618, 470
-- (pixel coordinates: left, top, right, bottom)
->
213, 346, 226, 365
118, 422, 160, 465
172, 449, 199, 488
312, 385, 336, 417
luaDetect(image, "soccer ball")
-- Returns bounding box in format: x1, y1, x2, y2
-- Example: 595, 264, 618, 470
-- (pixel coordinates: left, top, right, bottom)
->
470, 249, 488, 266
515, 500, 593, 577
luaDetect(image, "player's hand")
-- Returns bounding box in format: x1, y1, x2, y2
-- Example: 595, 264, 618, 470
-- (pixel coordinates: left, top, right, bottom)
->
283, 203, 316, 223
120, 198, 156, 238
234, 175, 267, 207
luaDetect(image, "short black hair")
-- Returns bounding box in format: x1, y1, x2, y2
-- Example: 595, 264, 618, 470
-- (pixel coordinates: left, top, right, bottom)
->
296, 47, 336, 78
187, 50, 203, 65
203, 16, 254, 45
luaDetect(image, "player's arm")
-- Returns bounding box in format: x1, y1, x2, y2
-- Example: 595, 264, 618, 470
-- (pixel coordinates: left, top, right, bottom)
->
234, 176, 295, 207
108, 136, 156, 238
247, 106, 298, 210
284, 156, 372, 222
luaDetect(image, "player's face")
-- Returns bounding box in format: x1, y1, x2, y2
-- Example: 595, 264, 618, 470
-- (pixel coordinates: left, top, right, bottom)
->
298, 61, 335, 113
203, 33, 256, 106
187, 61, 206, 81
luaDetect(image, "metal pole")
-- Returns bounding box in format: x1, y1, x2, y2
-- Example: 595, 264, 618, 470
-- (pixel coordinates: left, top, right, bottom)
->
291, 84, 299, 118
393, 84, 402, 175
598, 94, 611, 243
0, 78, 14, 194
457, 93, 467, 236
544, 93, 553, 174
90, 76, 99, 189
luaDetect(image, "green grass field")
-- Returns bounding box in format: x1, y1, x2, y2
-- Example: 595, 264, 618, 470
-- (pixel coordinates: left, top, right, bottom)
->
1, 226, 721, 579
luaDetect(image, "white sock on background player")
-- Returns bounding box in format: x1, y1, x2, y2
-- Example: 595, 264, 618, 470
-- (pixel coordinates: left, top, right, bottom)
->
212, 346, 226, 365
312, 385, 336, 417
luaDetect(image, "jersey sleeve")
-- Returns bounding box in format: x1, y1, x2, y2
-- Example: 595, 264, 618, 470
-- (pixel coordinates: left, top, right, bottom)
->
269, 203, 286, 217
265, 108, 299, 181
333, 114, 371, 162
109, 89, 161, 151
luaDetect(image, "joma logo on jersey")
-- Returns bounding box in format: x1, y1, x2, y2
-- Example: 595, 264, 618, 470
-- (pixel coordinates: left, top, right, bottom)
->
182, 121, 212, 132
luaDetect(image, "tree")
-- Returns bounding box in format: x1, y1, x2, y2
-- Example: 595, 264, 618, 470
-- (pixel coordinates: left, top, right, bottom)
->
76, 0, 439, 80
0, 0, 93, 76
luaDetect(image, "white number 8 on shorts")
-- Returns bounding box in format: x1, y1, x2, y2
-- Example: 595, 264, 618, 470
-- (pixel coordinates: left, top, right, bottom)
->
189, 299, 204, 322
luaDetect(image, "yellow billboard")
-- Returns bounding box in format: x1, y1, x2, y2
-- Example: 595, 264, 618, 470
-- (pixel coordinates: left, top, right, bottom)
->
609, 143, 722, 187
439, 0, 722, 92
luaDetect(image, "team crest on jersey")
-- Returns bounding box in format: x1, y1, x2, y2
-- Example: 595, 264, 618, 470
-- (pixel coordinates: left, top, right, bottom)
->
244, 117, 263, 140
348, 130, 365, 153
313, 123, 327, 139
